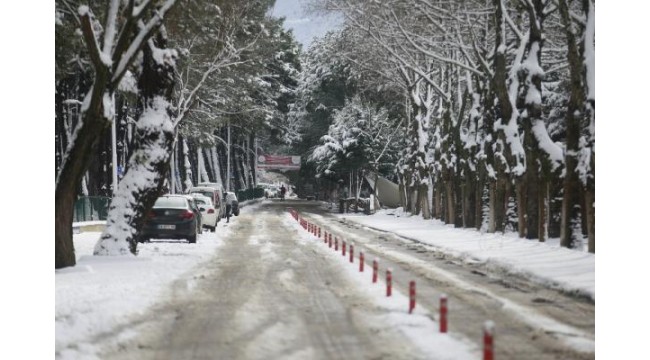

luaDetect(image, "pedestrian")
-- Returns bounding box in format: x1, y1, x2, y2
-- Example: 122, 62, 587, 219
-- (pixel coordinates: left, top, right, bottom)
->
224, 192, 232, 223
280, 184, 287, 200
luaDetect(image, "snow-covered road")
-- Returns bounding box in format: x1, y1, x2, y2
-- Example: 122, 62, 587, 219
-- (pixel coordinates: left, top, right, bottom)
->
56, 199, 594, 359
92, 201, 475, 359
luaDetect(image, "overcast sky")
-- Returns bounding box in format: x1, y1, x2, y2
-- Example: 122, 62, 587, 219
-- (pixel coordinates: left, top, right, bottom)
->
271, 0, 342, 49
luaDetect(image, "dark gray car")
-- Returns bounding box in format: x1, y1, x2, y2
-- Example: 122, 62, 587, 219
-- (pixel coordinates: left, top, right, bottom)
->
140, 195, 201, 243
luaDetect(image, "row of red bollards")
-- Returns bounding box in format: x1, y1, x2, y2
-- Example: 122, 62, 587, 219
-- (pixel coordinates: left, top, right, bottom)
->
289, 208, 495, 359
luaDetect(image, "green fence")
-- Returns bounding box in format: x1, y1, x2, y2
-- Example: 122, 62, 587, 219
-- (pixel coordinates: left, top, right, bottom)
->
237, 187, 265, 202
74, 196, 111, 222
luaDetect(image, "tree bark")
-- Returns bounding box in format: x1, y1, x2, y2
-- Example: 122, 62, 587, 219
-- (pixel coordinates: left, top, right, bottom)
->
434, 180, 443, 220
489, 178, 507, 233
585, 187, 595, 253
419, 183, 431, 219
538, 181, 548, 242
516, 181, 527, 238
96, 38, 178, 255
445, 181, 455, 225
475, 177, 484, 231
558, 0, 586, 249
55, 85, 112, 268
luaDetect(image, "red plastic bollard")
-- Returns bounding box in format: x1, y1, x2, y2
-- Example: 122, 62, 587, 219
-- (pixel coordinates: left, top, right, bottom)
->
483, 321, 494, 360
318, 227, 321, 238
440, 295, 448, 333
372, 260, 378, 283
335, 237, 338, 251
409, 281, 416, 314
349, 243, 354, 263
342, 241, 346, 256
324, 231, 327, 243
329, 233, 332, 243
329, 235, 332, 248
359, 252, 364, 272
386, 268, 392, 297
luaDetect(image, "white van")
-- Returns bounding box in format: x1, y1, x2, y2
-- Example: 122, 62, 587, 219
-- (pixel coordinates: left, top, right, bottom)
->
187, 186, 224, 221
197, 182, 227, 218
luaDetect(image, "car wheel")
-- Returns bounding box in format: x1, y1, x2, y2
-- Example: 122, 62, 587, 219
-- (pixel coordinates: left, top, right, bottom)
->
210, 225, 216, 232
188, 234, 197, 243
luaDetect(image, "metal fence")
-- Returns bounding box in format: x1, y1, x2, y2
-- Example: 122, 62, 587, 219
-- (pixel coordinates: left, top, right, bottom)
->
73, 196, 111, 222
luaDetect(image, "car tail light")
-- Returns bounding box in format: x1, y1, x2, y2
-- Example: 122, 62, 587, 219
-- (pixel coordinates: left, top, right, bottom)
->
208, 209, 215, 214
146, 212, 156, 219
180, 210, 194, 219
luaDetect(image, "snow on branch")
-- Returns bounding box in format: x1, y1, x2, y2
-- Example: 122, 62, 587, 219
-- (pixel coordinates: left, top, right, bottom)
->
110, 0, 177, 88
78, 6, 107, 70
389, 9, 484, 77
101, 0, 120, 57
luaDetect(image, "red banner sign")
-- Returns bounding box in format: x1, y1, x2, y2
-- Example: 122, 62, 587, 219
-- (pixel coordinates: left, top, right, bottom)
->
257, 155, 301, 170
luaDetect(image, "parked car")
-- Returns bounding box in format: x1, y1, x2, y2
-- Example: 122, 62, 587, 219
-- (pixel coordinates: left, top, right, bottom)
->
259, 183, 279, 198
187, 186, 224, 222
183, 195, 203, 229
190, 193, 218, 231
197, 182, 227, 218
140, 195, 202, 243
225, 191, 239, 217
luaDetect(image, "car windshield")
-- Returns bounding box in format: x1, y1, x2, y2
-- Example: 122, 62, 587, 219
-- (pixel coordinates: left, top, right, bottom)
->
153, 197, 187, 209
194, 198, 207, 205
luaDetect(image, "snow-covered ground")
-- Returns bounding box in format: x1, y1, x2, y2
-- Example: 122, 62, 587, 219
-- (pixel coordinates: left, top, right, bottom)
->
56, 231, 227, 359
335, 208, 595, 300
50, 201, 599, 359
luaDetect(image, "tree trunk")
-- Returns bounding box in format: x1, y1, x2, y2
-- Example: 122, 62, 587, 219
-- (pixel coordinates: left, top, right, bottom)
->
434, 180, 443, 220
488, 181, 497, 233
445, 181, 455, 225
55, 98, 113, 268
462, 179, 475, 228
489, 179, 507, 233
558, 0, 586, 249
475, 177, 484, 231
585, 187, 595, 253
419, 183, 431, 219
516, 181, 526, 238
538, 181, 548, 242
95, 38, 177, 255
